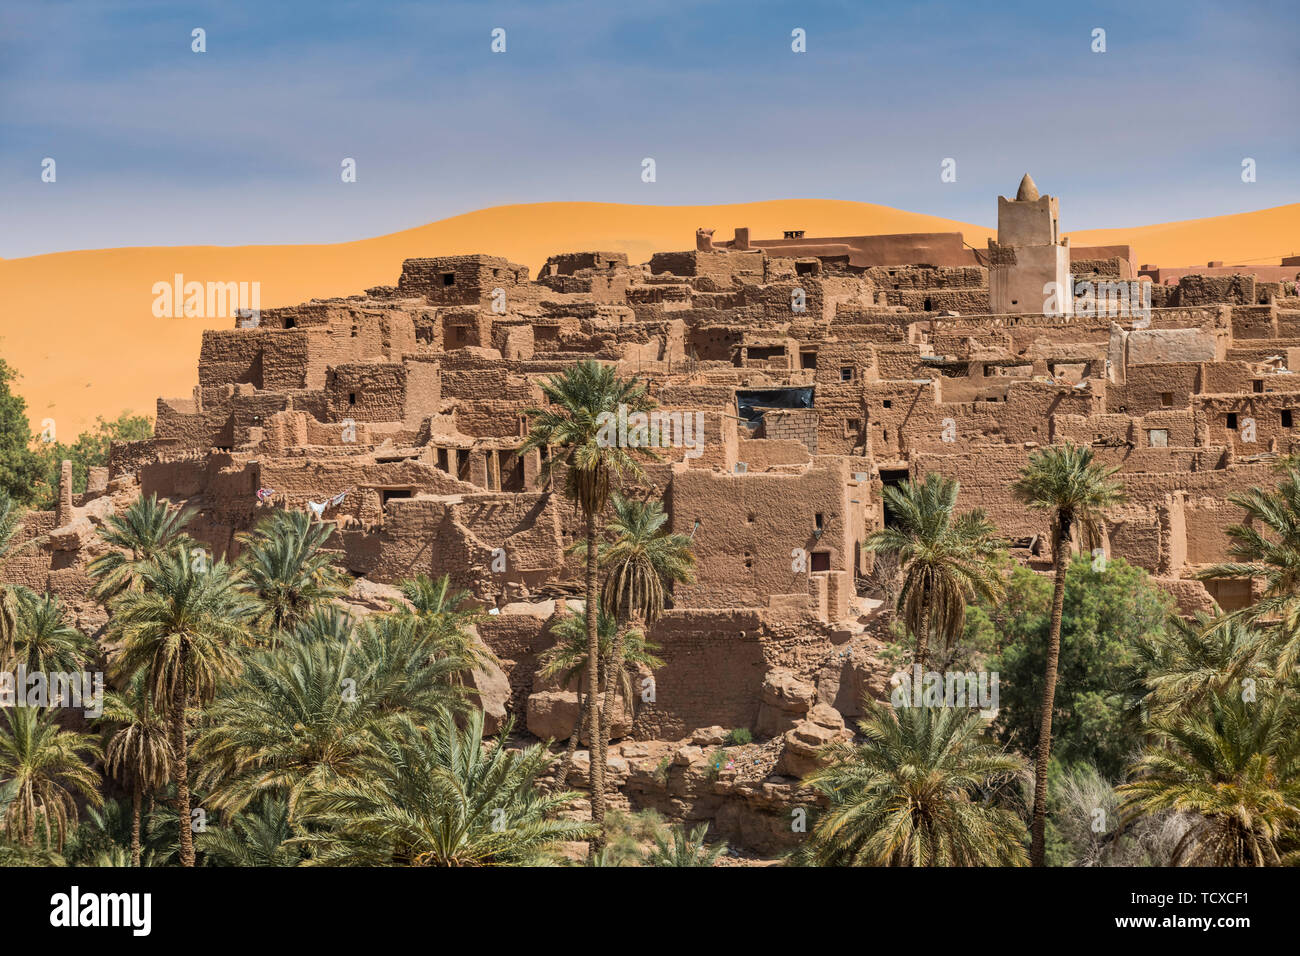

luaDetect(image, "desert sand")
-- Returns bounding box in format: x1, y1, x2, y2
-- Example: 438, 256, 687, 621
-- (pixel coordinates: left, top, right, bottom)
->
1, 198, 1296, 435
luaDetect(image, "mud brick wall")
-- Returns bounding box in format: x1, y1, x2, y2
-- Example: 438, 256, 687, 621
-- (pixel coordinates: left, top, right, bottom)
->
760, 408, 819, 453
634, 610, 769, 739
397, 256, 529, 306
326, 363, 407, 423
668, 461, 853, 610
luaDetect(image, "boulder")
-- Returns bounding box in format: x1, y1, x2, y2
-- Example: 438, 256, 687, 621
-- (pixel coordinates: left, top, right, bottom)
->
756, 668, 817, 737
525, 690, 632, 744
467, 657, 511, 734
777, 703, 850, 779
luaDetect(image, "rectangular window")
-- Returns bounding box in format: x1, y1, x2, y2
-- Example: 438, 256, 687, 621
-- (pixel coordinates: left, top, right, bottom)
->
1160, 392, 1173, 407
1253, 380, 1264, 393
1284, 410, 1294, 428
1227, 413, 1238, 429
840, 366, 853, 382
441, 272, 455, 286
810, 551, 831, 572
1148, 428, 1168, 447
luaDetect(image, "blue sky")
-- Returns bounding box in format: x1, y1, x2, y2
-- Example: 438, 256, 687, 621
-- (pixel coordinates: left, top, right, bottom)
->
1, 0, 1296, 257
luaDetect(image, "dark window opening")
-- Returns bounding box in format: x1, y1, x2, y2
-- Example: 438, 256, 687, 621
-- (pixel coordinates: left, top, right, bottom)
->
923, 297, 932, 310
1227, 413, 1238, 429
882, 399, 892, 409
437, 448, 450, 472
814, 513, 825, 530
1284, 410, 1293, 428
810, 551, 831, 572
457, 449, 471, 481
840, 366, 853, 382
441, 272, 455, 286
879, 469, 909, 527
381, 489, 413, 506
500, 450, 525, 492
1253, 380, 1264, 393
284, 317, 296, 329
800, 351, 817, 370
348, 392, 357, 405
1160, 392, 1173, 407
795, 261, 816, 276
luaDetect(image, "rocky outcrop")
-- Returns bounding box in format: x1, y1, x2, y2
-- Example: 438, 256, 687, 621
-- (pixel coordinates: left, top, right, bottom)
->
776, 702, 851, 779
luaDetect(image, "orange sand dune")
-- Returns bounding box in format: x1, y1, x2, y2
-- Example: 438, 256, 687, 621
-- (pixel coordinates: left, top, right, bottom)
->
1, 199, 1296, 435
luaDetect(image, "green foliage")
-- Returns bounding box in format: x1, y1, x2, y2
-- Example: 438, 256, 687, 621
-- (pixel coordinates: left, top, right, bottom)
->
865, 473, 1005, 666
724, 727, 753, 747
794, 700, 1029, 867
294, 711, 594, 866
646, 823, 727, 867
29, 412, 153, 510
0, 359, 43, 505
984, 555, 1168, 778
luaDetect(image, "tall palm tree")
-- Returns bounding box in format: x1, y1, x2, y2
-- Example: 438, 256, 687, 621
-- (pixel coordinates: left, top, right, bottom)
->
87, 493, 195, 602
236, 509, 346, 647
646, 823, 727, 867
110, 547, 253, 866
100, 674, 173, 866
197, 793, 305, 866
0, 707, 102, 851
1118, 692, 1300, 865
795, 700, 1029, 866
294, 711, 595, 866
12, 590, 94, 674
519, 359, 654, 837
1197, 466, 1300, 674
1012, 441, 1124, 866
865, 473, 1004, 669
540, 601, 663, 789
589, 494, 693, 797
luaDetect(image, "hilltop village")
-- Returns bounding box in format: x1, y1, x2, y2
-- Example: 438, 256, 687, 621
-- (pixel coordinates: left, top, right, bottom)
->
10, 176, 1300, 852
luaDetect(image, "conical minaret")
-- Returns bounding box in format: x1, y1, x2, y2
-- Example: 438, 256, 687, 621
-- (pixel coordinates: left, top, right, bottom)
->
1015, 173, 1040, 202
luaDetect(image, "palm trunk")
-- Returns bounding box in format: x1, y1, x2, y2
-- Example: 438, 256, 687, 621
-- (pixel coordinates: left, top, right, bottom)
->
584, 510, 605, 845
1030, 522, 1070, 867
914, 598, 931, 670
172, 657, 195, 867
598, 623, 630, 800
552, 687, 586, 791
131, 779, 142, 867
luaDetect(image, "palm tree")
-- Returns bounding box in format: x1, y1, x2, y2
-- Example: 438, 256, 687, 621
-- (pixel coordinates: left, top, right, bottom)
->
1135, 613, 1272, 721
1197, 466, 1300, 674
100, 675, 173, 866
236, 509, 346, 646
0, 707, 102, 851
12, 590, 94, 674
393, 573, 494, 674
197, 794, 305, 866
1012, 442, 1124, 866
795, 700, 1029, 866
646, 823, 727, 867
1118, 692, 1300, 865
295, 711, 594, 865
540, 601, 663, 789
519, 359, 654, 837
588, 494, 692, 798
194, 624, 391, 818
865, 473, 1004, 669
87, 493, 195, 602
110, 547, 253, 866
